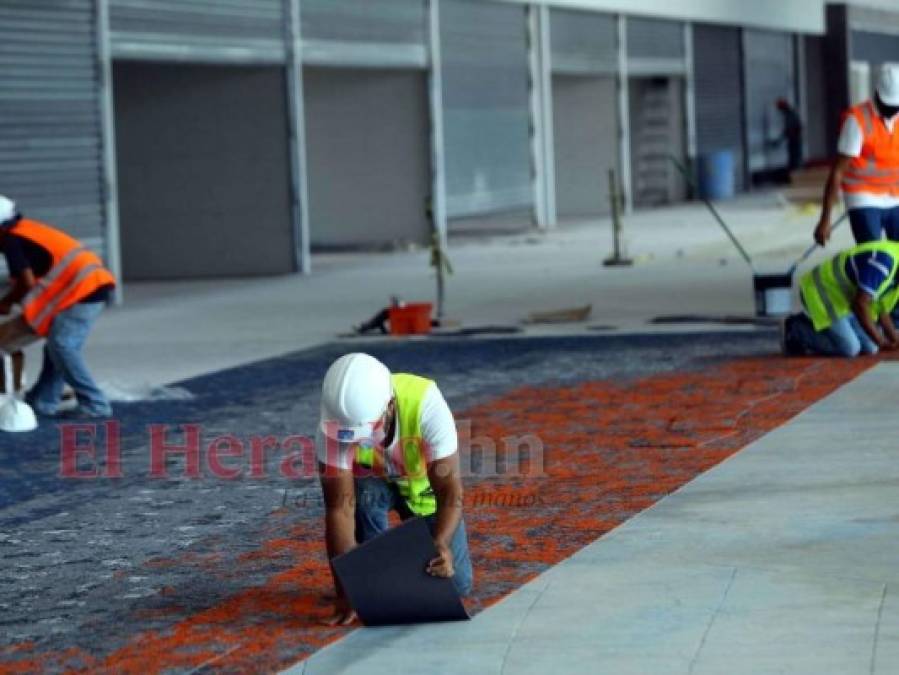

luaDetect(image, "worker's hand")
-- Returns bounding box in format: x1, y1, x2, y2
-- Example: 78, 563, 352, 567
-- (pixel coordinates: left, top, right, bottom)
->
880, 340, 899, 352
426, 542, 455, 579
319, 596, 357, 627
814, 216, 831, 246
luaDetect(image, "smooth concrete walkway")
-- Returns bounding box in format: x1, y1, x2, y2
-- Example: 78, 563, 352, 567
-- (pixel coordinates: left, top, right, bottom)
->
289, 362, 899, 674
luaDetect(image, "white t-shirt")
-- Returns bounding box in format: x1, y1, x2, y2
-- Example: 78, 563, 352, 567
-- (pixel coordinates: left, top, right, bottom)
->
837, 110, 899, 210
316, 382, 457, 473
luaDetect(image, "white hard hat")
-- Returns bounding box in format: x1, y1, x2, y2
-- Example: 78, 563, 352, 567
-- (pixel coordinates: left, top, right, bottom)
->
0, 398, 37, 433
319, 353, 392, 443
876, 63, 899, 106
0, 195, 16, 224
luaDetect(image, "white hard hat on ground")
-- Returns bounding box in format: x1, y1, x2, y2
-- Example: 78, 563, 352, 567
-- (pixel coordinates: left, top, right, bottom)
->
319, 353, 392, 443
0, 353, 37, 433
876, 63, 899, 106
0, 397, 37, 433
0, 195, 16, 225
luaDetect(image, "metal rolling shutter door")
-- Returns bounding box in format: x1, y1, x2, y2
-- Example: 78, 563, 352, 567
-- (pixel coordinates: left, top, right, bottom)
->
549, 9, 618, 217
692, 24, 746, 190
109, 0, 285, 61
743, 29, 796, 174
0, 0, 105, 248
440, 0, 533, 221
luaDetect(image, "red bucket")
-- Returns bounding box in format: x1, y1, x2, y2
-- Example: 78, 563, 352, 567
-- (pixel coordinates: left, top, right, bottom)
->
388, 303, 433, 336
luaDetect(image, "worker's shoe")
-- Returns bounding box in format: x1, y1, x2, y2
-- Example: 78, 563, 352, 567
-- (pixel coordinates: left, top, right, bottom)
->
780, 314, 807, 356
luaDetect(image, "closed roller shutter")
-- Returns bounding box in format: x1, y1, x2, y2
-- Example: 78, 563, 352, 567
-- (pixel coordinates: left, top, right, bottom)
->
693, 24, 746, 190
300, 0, 427, 68
440, 0, 532, 221
0, 0, 105, 247
743, 29, 796, 174
550, 8, 616, 75
549, 8, 618, 217
110, 0, 285, 62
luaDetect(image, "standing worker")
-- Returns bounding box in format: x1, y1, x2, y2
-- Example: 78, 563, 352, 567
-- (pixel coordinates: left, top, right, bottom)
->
316, 352, 472, 625
782, 239, 899, 357
770, 97, 804, 174
815, 63, 899, 246
0, 195, 116, 418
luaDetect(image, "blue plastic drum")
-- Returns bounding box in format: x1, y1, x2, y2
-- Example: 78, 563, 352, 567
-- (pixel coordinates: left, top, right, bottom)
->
697, 150, 735, 201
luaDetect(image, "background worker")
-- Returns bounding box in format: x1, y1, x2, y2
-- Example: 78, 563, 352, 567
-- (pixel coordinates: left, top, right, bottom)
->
782, 240, 899, 357
316, 352, 472, 626
770, 97, 804, 175
0, 195, 116, 418
815, 63, 899, 247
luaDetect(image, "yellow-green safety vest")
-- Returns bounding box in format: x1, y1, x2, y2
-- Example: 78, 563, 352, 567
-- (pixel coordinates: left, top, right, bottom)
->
355, 373, 437, 517
799, 241, 899, 332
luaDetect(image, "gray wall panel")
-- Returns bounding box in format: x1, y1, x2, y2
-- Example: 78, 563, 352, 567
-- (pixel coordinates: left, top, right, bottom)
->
692, 24, 746, 190
627, 17, 684, 59
852, 31, 899, 70
303, 67, 431, 249
0, 0, 105, 245
113, 63, 294, 280
301, 0, 426, 45
552, 76, 618, 217
440, 0, 533, 221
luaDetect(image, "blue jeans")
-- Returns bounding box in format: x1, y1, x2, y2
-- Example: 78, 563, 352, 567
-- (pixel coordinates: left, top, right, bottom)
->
790, 312, 879, 357
849, 207, 899, 243
28, 302, 111, 416
354, 477, 473, 596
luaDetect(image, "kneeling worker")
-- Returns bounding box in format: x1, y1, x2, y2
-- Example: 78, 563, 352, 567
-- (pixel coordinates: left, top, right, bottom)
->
783, 240, 899, 356
0, 195, 116, 417
317, 352, 472, 625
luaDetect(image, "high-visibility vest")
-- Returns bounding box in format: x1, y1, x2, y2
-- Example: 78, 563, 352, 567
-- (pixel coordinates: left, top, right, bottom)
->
10, 219, 116, 336
355, 373, 438, 517
799, 241, 899, 331
840, 100, 899, 197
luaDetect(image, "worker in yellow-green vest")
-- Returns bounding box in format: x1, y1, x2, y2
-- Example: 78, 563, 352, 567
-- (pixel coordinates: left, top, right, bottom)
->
782, 241, 899, 356
316, 352, 472, 626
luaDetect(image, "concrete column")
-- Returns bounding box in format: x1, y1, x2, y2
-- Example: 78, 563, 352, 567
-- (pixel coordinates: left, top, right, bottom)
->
285, 0, 312, 274
617, 15, 633, 213
683, 22, 698, 163
96, 0, 124, 304
528, 4, 556, 230
427, 0, 449, 250
824, 4, 852, 149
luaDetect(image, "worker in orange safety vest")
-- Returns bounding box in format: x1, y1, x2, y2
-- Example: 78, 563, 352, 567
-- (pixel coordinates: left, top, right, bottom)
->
0, 195, 116, 418
816, 63, 899, 247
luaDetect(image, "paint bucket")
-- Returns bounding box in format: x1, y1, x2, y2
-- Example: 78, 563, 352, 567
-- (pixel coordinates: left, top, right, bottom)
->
753, 272, 793, 317
389, 303, 433, 336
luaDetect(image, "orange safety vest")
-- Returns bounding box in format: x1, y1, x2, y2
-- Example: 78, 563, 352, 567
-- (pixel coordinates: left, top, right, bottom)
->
840, 100, 899, 197
9, 219, 116, 336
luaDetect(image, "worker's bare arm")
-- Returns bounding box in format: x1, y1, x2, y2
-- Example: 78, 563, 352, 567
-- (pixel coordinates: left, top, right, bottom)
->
853, 292, 887, 350
815, 155, 853, 246
0, 268, 35, 313
879, 310, 899, 349
319, 462, 358, 625
426, 452, 463, 579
